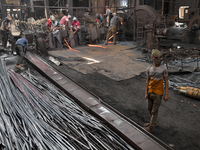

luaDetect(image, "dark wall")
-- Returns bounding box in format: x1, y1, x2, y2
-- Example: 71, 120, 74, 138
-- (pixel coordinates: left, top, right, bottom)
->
73, 0, 89, 7
144, 0, 155, 9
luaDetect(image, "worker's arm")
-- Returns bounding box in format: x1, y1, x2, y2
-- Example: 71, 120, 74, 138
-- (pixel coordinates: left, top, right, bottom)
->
145, 76, 150, 100
118, 17, 123, 25
3, 23, 9, 31
56, 25, 62, 30
104, 9, 109, 16
70, 21, 73, 31
164, 76, 169, 102
25, 39, 28, 49
75, 21, 80, 31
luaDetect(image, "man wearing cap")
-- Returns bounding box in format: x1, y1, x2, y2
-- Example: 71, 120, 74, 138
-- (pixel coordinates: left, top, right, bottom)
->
1, 17, 11, 49
60, 14, 71, 31
104, 6, 111, 27
144, 49, 169, 133
70, 17, 82, 46
105, 13, 123, 45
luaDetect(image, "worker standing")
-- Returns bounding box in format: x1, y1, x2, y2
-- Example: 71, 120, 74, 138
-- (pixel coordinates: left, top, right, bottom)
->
46, 15, 54, 32
70, 17, 82, 46
15, 38, 28, 69
1, 17, 11, 49
99, 14, 103, 24
96, 13, 102, 25
144, 49, 169, 133
46, 15, 55, 48
59, 14, 71, 31
51, 18, 62, 49
104, 6, 111, 27
105, 13, 123, 45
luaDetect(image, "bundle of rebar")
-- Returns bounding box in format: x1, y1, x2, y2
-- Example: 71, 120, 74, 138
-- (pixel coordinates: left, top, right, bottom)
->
0, 58, 133, 150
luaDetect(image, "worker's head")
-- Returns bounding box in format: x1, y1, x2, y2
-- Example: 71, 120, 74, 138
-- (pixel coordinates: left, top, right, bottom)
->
106, 6, 109, 9
151, 49, 162, 66
96, 13, 100, 19
73, 17, 77, 22
112, 12, 116, 16
68, 14, 71, 19
50, 15, 55, 23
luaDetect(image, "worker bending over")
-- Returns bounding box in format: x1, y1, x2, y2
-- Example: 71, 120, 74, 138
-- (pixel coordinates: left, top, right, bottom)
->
71, 17, 82, 46
15, 38, 28, 69
60, 14, 71, 31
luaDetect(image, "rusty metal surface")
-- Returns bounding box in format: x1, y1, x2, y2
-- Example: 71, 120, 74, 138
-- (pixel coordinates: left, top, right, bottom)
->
25, 51, 172, 150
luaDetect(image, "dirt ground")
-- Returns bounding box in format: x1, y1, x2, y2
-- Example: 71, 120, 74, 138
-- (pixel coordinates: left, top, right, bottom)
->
4, 39, 200, 149
43, 51, 200, 150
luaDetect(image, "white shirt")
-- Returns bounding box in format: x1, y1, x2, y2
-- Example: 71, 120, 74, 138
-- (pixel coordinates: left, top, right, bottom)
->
52, 21, 60, 34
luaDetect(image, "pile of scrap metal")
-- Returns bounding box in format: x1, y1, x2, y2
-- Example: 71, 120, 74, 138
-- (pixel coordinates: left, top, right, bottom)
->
158, 47, 200, 72
0, 59, 132, 149
14, 18, 47, 32
13, 18, 48, 56
163, 47, 200, 61
14, 20, 29, 32
31, 18, 47, 26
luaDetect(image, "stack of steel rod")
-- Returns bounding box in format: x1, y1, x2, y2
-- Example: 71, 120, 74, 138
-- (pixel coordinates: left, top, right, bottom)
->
0, 58, 133, 150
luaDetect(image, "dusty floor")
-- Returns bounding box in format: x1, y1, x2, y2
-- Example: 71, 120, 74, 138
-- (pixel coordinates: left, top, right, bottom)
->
43, 41, 200, 150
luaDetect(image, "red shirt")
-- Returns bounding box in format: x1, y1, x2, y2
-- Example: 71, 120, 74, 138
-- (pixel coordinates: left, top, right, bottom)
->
71, 20, 80, 31
47, 18, 52, 29
59, 16, 68, 26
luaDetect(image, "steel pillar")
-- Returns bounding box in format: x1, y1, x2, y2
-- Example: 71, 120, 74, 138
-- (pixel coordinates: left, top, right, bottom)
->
67, 0, 73, 15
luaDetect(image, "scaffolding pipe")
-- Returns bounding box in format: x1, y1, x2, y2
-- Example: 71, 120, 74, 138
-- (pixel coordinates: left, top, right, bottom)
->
44, 0, 47, 19
162, 0, 164, 16
30, 0, 34, 12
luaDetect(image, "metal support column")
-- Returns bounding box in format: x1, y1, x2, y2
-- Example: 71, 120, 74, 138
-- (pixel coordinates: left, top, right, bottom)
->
30, 0, 34, 12
68, 0, 73, 16
162, 0, 164, 17
1, 0, 7, 19
44, 0, 47, 19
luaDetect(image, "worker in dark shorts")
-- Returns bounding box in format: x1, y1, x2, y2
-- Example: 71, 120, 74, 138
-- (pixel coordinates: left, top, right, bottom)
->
144, 49, 169, 133
15, 38, 28, 69
105, 13, 123, 45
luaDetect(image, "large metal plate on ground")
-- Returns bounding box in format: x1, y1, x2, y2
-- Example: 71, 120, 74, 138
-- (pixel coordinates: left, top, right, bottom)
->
47, 41, 150, 81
